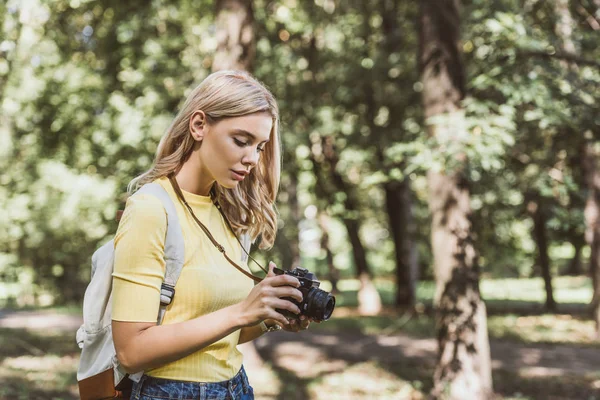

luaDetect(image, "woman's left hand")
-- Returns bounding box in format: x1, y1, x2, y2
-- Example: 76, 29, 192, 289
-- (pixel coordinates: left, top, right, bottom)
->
282, 315, 313, 333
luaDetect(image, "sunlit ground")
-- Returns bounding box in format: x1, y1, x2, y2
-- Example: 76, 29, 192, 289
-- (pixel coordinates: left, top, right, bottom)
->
0, 276, 597, 399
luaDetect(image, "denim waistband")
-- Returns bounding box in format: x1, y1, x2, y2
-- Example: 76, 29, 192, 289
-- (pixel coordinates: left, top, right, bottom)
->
131, 366, 252, 400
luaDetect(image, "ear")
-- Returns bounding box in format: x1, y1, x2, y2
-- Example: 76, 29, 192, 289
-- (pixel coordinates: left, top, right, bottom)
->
189, 110, 207, 142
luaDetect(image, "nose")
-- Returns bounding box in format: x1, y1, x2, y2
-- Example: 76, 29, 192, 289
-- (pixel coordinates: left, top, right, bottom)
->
241, 148, 259, 168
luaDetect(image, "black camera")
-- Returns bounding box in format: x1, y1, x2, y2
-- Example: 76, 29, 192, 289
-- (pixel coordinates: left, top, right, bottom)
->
273, 267, 336, 322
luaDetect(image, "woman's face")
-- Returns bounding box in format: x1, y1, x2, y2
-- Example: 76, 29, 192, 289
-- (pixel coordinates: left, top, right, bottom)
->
194, 112, 273, 191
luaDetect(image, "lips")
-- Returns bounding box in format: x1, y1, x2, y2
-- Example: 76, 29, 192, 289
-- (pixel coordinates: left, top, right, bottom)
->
231, 170, 248, 181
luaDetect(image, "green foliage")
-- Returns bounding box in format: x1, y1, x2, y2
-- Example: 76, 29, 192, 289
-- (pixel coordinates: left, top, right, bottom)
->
0, 0, 598, 305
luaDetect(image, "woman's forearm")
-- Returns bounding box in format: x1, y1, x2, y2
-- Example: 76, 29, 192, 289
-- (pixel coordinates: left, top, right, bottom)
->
114, 303, 244, 373
238, 324, 264, 344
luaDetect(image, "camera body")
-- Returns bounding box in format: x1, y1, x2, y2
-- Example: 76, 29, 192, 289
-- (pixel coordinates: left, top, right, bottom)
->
273, 267, 335, 322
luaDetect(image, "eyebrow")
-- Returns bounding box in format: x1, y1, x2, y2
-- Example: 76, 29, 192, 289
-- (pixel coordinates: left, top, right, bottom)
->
231, 129, 270, 143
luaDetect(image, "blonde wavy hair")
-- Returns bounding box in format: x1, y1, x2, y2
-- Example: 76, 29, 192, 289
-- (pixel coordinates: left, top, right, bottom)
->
129, 70, 281, 249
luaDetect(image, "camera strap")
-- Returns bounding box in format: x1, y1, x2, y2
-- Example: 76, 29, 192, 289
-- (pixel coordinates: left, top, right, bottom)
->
168, 175, 266, 283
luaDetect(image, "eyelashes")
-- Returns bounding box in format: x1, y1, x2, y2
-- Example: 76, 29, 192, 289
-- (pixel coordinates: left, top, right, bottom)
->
234, 138, 265, 152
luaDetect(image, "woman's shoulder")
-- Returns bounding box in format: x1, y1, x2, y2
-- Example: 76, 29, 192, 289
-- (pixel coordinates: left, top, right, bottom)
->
121, 190, 168, 227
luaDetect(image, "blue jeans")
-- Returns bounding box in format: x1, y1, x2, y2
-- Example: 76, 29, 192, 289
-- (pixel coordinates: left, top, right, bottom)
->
130, 366, 254, 400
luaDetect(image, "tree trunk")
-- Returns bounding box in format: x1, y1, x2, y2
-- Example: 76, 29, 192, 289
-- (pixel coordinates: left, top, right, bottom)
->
385, 180, 417, 308
566, 238, 583, 275
528, 197, 557, 311
419, 1, 493, 398
318, 211, 339, 294
287, 171, 301, 268
374, 0, 418, 308
320, 135, 382, 315
212, 0, 255, 72
553, 0, 578, 68
582, 139, 600, 339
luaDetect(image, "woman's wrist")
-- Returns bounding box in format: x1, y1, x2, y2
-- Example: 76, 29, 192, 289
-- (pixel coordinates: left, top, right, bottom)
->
260, 319, 282, 333
231, 303, 251, 330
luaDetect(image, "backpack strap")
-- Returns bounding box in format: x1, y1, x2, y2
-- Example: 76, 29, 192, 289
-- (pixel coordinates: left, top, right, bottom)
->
135, 182, 185, 325
127, 182, 186, 384
240, 233, 251, 264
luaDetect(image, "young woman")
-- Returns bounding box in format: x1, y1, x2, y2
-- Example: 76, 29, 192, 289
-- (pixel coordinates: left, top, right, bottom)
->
111, 70, 311, 400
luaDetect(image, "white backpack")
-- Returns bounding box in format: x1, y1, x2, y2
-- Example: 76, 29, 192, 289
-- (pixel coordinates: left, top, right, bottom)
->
76, 182, 185, 399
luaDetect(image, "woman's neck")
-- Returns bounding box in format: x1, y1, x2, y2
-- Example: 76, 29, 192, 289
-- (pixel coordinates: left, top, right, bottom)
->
176, 159, 214, 196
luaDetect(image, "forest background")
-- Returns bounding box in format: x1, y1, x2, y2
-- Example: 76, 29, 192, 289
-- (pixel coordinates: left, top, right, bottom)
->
0, 0, 599, 399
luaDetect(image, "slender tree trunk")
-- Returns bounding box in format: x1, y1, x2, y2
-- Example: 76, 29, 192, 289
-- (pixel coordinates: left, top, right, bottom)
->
566, 238, 583, 275
376, 0, 418, 308
419, 1, 492, 398
554, 0, 578, 69
318, 211, 339, 294
212, 0, 255, 72
582, 139, 600, 339
385, 180, 417, 308
320, 135, 382, 315
287, 171, 301, 268
528, 197, 557, 311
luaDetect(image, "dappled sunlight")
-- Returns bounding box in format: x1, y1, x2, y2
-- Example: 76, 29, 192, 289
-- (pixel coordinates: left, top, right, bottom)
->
0, 355, 79, 398
2, 354, 77, 371
244, 363, 282, 400
307, 361, 425, 400
0, 310, 82, 331
487, 314, 597, 345
271, 341, 348, 379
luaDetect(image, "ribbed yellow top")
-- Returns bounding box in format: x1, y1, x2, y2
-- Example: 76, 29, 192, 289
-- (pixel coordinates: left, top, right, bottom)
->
111, 177, 254, 382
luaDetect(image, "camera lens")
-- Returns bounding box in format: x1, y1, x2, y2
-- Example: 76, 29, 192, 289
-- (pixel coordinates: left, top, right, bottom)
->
305, 288, 336, 321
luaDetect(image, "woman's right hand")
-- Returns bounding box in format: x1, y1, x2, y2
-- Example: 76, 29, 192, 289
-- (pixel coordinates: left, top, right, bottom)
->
236, 262, 303, 328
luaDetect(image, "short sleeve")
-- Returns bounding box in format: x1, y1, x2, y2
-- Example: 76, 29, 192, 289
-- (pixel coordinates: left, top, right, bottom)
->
112, 193, 167, 323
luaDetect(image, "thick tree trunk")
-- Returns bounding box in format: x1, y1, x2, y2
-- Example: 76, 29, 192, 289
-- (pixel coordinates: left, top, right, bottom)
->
528, 197, 557, 311
320, 135, 382, 315
385, 180, 417, 308
212, 0, 255, 72
582, 140, 600, 339
419, 1, 493, 398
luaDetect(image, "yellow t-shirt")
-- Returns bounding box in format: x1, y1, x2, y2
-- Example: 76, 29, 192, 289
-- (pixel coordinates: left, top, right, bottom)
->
111, 177, 254, 382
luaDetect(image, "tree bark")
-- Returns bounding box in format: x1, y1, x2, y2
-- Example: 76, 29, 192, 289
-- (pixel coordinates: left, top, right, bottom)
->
419, 1, 493, 398
212, 0, 256, 72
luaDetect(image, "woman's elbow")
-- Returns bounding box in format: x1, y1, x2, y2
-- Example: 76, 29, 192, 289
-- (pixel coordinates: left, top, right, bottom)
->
115, 348, 140, 374
112, 320, 154, 373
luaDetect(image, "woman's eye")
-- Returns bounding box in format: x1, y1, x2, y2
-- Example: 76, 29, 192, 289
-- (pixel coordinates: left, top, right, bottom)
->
257, 146, 265, 153
234, 138, 248, 147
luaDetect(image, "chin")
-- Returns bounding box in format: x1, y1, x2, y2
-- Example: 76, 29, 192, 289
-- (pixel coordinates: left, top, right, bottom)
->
217, 179, 240, 190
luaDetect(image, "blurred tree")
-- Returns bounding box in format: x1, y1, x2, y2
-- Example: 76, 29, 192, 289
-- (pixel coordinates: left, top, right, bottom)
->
419, 0, 493, 398
212, 0, 256, 72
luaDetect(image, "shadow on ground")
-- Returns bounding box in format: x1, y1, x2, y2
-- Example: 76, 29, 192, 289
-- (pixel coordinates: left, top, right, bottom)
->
0, 327, 79, 399
255, 328, 600, 400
